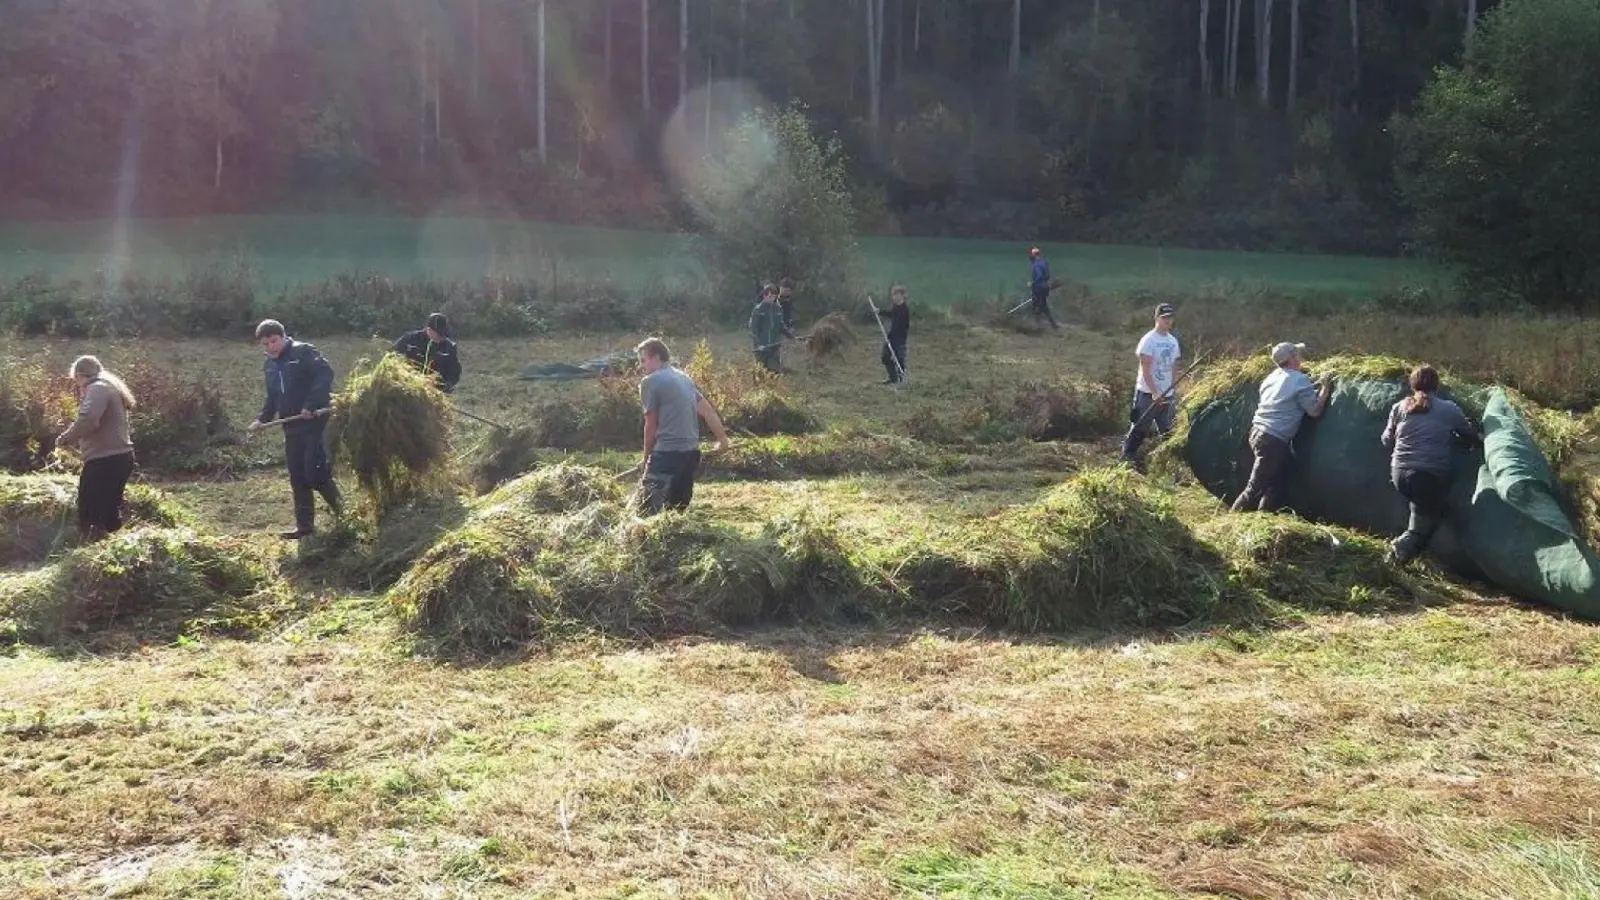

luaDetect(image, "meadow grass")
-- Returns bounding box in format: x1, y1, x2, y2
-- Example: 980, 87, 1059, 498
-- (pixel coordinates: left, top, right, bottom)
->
4, 274, 1600, 898
0, 214, 1440, 305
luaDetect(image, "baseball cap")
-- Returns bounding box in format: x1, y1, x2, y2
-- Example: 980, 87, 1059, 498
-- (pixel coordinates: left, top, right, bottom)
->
1271, 342, 1307, 365
426, 312, 451, 337
1155, 303, 1176, 318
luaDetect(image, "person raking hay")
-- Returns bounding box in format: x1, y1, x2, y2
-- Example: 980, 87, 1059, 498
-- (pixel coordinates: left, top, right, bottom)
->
249, 319, 345, 539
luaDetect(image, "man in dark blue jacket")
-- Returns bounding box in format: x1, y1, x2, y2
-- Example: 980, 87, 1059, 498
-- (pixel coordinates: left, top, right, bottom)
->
393, 312, 461, 393
248, 319, 344, 539
1028, 247, 1060, 329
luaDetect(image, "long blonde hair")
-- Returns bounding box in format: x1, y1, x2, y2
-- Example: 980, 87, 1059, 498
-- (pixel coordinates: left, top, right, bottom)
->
70, 355, 137, 410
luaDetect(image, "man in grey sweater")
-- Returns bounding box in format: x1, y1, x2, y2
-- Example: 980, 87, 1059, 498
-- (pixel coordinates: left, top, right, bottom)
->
1231, 342, 1332, 513
635, 337, 731, 515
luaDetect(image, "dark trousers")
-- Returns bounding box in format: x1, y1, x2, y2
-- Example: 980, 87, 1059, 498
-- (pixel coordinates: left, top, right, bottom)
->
1030, 286, 1059, 327
1231, 427, 1293, 513
285, 424, 343, 532
78, 451, 135, 538
639, 449, 702, 515
1120, 391, 1176, 462
754, 346, 781, 373
1392, 468, 1449, 561
881, 339, 908, 382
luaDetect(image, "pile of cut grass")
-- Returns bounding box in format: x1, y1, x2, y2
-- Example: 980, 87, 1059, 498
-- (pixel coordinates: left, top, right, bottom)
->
1194, 513, 1424, 618
709, 430, 968, 480
330, 353, 455, 515
0, 526, 285, 644
0, 473, 190, 564
390, 464, 1439, 656
904, 376, 1124, 445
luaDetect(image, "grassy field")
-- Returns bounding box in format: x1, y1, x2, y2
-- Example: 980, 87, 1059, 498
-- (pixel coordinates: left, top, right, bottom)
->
4, 307, 1600, 899
0, 214, 1442, 305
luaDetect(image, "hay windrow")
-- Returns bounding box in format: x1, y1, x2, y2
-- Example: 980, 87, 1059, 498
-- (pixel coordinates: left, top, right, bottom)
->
0, 473, 191, 565
397, 464, 1439, 656
0, 526, 283, 644
331, 353, 455, 515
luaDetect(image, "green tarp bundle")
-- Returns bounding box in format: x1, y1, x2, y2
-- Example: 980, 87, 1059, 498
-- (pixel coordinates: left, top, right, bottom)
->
1181, 373, 1600, 619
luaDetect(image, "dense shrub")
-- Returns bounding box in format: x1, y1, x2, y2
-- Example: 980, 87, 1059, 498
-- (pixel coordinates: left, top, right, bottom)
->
0, 360, 237, 475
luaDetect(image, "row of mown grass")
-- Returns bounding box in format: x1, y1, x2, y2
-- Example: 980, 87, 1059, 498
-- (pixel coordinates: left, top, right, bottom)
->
385, 463, 1441, 656
0, 461, 1438, 654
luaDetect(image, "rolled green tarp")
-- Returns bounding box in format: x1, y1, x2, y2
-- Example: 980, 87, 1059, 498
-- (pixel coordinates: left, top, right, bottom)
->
1460, 390, 1600, 619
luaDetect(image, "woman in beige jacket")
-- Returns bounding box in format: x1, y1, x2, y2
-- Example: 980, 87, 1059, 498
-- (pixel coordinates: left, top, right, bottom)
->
55, 355, 137, 538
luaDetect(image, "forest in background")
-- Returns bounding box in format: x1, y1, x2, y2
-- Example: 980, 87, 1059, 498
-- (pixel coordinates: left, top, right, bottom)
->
0, 0, 1495, 257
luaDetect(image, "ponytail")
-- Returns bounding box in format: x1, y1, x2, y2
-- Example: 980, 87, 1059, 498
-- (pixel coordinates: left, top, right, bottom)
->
69, 355, 137, 411
1403, 364, 1439, 415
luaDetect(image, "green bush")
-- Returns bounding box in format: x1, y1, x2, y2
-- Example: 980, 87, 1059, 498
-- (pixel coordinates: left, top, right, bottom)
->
684, 103, 863, 318
1395, 0, 1600, 308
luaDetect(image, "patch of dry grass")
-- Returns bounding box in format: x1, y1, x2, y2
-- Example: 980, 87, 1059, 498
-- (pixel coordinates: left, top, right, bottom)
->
3, 606, 1597, 898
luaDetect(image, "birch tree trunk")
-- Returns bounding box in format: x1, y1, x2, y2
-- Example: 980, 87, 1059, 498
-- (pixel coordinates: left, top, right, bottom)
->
538, 0, 547, 164
737, 0, 746, 78
913, 0, 921, 54
641, 0, 652, 114
472, 0, 481, 103
679, 0, 688, 107
1256, 0, 1274, 107
1288, 0, 1299, 111
865, 0, 883, 131
1465, 0, 1477, 43
419, 35, 427, 167
1226, 0, 1242, 97
1009, 0, 1021, 77
1349, 0, 1360, 108
604, 0, 613, 93
1199, 0, 1211, 97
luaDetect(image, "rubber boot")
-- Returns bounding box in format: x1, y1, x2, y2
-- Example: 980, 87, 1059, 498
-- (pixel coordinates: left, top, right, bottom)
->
286, 484, 316, 538
318, 479, 345, 520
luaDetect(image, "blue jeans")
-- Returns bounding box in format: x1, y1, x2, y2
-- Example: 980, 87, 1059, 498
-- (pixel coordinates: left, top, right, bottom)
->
1120, 391, 1175, 461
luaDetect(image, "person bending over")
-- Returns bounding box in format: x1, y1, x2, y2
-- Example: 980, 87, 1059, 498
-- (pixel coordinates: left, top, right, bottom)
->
55, 355, 138, 541
1381, 364, 1480, 564
1231, 342, 1331, 513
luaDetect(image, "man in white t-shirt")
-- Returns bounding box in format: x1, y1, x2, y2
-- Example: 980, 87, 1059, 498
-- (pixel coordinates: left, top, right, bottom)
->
1119, 303, 1181, 465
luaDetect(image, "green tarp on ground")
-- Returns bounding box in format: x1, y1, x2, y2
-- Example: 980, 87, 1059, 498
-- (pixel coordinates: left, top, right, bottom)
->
1181, 375, 1600, 619
518, 350, 638, 381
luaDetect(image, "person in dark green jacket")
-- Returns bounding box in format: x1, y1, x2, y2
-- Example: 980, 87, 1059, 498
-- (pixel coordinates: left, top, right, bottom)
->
748, 283, 793, 372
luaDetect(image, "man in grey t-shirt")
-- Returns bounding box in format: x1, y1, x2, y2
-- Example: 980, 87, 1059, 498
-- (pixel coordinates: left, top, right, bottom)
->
1231, 342, 1332, 513
635, 337, 731, 515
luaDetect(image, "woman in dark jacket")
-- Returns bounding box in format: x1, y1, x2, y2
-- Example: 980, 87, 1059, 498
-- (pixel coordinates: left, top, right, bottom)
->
1380, 364, 1480, 564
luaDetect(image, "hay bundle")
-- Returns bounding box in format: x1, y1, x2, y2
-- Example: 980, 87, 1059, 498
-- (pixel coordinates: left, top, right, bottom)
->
804, 313, 853, 361
332, 354, 455, 514
0, 526, 277, 643
0, 473, 189, 564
